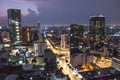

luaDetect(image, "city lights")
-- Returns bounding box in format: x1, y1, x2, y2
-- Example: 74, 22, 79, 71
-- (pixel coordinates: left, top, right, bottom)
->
0, 1, 120, 80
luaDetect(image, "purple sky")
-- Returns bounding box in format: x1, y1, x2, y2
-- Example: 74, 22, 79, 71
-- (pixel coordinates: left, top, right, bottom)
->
0, 0, 120, 25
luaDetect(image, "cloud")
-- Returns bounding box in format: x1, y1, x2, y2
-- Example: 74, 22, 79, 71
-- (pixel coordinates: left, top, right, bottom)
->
16, 0, 56, 8
15, 0, 58, 16
22, 8, 40, 25
0, 0, 120, 25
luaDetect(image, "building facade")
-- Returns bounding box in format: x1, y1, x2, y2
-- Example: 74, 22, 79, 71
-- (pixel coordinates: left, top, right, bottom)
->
70, 24, 84, 55
7, 9, 21, 42
61, 34, 67, 50
22, 26, 31, 43
34, 42, 47, 56
31, 30, 44, 42
70, 54, 93, 67
89, 15, 105, 49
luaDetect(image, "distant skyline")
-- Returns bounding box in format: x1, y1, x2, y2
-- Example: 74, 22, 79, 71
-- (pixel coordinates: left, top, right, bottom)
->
0, 0, 120, 26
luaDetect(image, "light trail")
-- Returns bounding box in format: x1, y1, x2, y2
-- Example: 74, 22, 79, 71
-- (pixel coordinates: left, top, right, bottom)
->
45, 39, 83, 80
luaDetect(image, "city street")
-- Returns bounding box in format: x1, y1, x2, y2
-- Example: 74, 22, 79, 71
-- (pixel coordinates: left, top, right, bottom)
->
45, 39, 82, 80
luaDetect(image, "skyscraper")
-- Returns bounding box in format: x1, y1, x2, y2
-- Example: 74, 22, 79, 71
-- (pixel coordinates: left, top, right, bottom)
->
89, 15, 105, 49
22, 26, 31, 43
70, 24, 84, 55
7, 9, 21, 42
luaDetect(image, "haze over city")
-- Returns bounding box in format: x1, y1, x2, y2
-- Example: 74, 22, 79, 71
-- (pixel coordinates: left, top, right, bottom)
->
0, 0, 120, 25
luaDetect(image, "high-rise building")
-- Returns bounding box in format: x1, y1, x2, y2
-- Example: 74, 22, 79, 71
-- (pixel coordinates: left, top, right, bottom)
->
31, 30, 44, 42
89, 15, 105, 49
61, 34, 67, 50
70, 24, 84, 55
22, 26, 31, 43
7, 9, 21, 42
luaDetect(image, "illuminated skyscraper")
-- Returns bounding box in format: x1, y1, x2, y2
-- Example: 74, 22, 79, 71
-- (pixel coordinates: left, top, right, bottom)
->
7, 9, 21, 42
89, 15, 105, 49
22, 26, 31, 43
70, 24, 84, 54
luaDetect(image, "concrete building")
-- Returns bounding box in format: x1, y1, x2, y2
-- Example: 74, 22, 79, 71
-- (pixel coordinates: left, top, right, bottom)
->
70, 54, 93, 67
34, 42, 47, 56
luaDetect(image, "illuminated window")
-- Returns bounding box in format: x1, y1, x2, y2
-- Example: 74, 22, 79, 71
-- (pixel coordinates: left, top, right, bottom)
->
96, 21, 101, 28
11, 20, 15, 23
16, 38, 20, 40
17, 36, 20, 38
16, 26, 19, 29
15, 21, 19, 25
16, 29, 19, 31
17, 33, 19, 34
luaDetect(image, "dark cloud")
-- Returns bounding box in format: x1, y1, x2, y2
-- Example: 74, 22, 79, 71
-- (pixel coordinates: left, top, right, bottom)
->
22, 8, 40, 25
22, 0, 120, 25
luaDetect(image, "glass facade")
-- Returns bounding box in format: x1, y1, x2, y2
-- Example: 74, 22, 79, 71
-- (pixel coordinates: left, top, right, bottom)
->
89, 16, 105, 49
7, 9, 21, 42
70, 24, 84, 55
